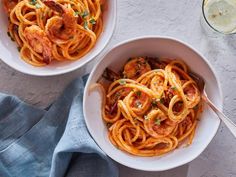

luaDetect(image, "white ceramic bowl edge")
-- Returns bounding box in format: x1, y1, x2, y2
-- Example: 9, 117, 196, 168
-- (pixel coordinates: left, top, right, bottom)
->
83, 36, 223, 171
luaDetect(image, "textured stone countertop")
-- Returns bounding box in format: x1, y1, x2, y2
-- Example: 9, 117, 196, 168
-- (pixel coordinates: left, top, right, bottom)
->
1, 0, 236, 177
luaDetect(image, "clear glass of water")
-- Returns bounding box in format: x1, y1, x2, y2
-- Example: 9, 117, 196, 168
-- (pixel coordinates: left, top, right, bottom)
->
202, 0, 236, 35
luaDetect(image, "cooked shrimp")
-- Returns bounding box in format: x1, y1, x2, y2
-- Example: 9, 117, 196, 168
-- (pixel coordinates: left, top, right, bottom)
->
44, 0, 77, 44
131, 91, 149, 109
123, 57, 151, 80
144, 109, 176, 138
3, 0, 18, 14
24, 25, 53, 64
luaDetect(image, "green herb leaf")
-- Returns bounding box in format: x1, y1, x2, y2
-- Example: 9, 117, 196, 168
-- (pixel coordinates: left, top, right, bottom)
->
89, 18, 96, 25
135, 100, 142, 108
155, 119, 161, 125
171, 86, 177, 90
160, 98, 164, 104
81, 10, 89, 18
83, 21, 89, 30
74, 11, 80, 17
119, 79, 126, 85
151, 99, 158, 107
29, 0, 37, 5
35, 3, 41, 9
135, 91, 141, 97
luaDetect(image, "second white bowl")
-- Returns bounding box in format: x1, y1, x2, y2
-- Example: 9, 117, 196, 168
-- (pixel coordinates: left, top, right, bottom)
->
0, 0, 116, 76
83, 36, 223, 171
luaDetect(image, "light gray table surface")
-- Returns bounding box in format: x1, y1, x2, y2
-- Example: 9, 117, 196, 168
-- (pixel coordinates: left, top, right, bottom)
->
1, 0, 236, 177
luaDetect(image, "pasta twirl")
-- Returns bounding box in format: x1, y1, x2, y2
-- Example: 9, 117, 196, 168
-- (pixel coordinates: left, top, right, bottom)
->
95, 57, 202, 157
3, 0, 104, 66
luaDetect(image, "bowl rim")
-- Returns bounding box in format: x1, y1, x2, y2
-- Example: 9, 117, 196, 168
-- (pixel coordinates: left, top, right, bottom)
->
0, 0, 117, 76
83, 35, 223, 171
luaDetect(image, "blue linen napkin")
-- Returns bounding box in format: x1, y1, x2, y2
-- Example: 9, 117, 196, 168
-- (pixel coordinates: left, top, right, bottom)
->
0, 76, 118, 177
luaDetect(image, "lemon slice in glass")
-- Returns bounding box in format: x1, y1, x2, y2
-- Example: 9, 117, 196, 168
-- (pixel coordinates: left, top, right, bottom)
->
204, 0, 236, 34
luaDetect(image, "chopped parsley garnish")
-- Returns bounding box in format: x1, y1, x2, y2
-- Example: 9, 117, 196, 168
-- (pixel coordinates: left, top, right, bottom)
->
119, 79, 126, 85
74, 11, 80, 17
135, 100, 142, 108
151, 99, 158, 107
160, 98, 164, 104
171, 86, 177, 90
155, 119, 161, 125
81, 10, 89, 18
29, 0, 37, 5
35, 3, 41, 9
89, 18, 96, 25
135, 91, 141, 97
83, 21, 89, 30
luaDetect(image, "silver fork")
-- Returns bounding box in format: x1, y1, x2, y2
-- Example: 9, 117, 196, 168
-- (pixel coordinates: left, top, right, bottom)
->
190, 72, 236, 138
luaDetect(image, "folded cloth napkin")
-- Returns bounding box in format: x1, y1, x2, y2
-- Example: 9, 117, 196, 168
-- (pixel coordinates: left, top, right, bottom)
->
0, 76, 118, 177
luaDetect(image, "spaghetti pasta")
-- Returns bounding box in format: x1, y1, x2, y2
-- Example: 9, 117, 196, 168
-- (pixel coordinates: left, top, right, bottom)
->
96, 57, 202, 157
3, 0, 104, 66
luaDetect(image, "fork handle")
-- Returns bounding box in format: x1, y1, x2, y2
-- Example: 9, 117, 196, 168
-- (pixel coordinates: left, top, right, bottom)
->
203, 95, 236, 138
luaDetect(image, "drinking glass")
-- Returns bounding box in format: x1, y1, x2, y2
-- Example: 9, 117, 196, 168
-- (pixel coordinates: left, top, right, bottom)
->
202, 0, 236, 35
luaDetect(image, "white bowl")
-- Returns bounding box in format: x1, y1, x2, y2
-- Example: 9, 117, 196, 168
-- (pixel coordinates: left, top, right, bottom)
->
0, 0, 116, 76
83, 36, 223, 171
